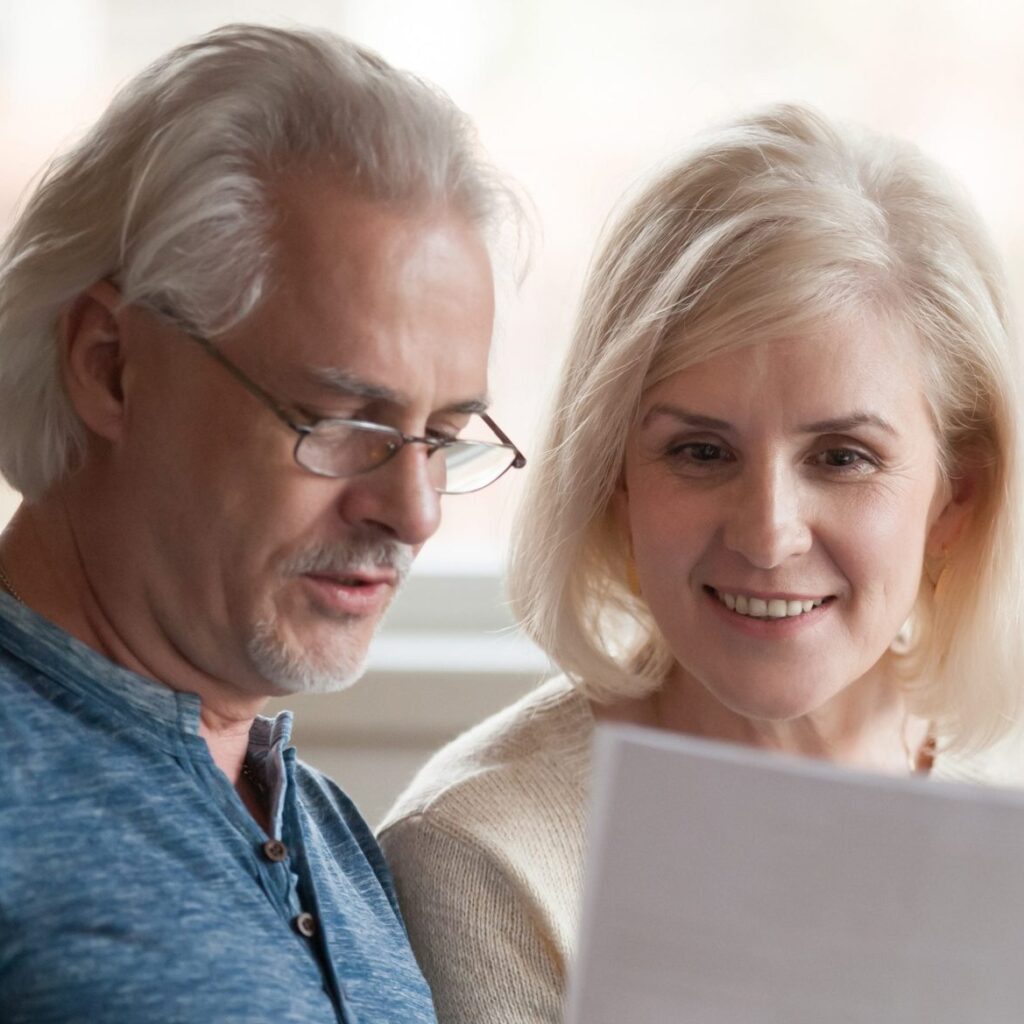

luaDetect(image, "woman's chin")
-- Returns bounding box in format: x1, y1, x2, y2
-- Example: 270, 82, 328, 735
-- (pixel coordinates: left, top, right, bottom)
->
704, 676, 839, 725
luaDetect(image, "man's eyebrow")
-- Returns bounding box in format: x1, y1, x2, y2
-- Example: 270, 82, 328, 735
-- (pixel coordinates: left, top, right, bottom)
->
304, 366, 405, 403
303, 366, 489, 415
443, 398, 490, 415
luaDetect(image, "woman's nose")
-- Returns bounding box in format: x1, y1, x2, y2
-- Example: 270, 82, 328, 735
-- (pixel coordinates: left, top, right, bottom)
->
722, 463, 812, 569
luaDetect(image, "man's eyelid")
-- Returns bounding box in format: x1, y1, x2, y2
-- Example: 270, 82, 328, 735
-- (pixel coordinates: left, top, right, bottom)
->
301, 399, 386, 427
304, 409, 476, 440
276, 397, 324, 429
428, 404, 482, 434
428, 422, 461, 437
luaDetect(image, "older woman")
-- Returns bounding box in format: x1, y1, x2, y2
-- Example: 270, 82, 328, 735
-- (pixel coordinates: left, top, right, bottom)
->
379, 105, 1024, 1023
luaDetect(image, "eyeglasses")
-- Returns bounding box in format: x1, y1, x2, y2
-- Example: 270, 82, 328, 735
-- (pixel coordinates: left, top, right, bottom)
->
183, 331, 526, 495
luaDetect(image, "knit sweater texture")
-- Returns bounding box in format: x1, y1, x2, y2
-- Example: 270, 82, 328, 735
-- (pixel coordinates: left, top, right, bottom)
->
378, 676, 1024, 1024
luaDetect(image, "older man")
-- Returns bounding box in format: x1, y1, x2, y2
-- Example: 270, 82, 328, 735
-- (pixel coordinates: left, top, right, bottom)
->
0, 24, 522, 1024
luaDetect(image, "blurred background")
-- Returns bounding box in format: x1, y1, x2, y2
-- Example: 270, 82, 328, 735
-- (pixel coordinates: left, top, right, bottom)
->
2, 0, 1022, 820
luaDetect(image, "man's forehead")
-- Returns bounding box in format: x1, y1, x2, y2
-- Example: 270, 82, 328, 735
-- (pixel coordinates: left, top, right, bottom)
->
242, 176, 495, 417
300, 364, 490, 415
268, 173, 485, 283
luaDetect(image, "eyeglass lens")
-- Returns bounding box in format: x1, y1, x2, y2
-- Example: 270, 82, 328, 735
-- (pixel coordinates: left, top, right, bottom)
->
295, 416, 518, 494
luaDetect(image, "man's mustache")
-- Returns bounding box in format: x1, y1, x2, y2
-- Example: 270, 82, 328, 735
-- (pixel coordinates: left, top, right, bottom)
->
281, 539, 415, 582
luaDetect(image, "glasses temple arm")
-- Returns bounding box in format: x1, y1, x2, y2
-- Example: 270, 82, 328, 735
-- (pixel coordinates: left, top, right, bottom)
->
481, 413, 527, 469
185, 332, 310, 433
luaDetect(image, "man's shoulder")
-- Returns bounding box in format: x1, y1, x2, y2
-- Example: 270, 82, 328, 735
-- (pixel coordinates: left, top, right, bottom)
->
292, 756, 381, 854
291, 755, 401, 903
0, 639, 58, 705
0, 646, 94, 790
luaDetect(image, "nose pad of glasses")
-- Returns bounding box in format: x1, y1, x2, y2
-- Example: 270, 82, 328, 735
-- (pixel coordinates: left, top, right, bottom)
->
368, 436, 401, 465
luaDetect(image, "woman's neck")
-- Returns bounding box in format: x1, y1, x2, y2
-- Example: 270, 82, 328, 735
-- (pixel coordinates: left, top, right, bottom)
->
594, 663, 933, 776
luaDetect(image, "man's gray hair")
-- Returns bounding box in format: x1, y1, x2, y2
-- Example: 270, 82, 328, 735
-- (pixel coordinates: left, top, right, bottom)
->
0, 23, 514, 499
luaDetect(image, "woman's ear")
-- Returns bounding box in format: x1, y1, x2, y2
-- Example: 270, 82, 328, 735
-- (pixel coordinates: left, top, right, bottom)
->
926, 464, 980, 558
611, 473, 630, 535
60, 281, 128, 442
611, 476, 643, 596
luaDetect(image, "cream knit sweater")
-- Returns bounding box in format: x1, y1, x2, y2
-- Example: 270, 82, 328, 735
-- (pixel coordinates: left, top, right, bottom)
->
378, 676, 1024, 1024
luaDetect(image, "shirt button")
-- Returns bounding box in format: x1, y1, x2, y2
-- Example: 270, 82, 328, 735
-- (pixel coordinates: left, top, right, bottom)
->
261, 839, 288, 862
293, 912, 317, 938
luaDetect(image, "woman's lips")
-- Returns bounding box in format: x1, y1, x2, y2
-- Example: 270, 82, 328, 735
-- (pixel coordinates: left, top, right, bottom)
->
703, 585, 837, 632
707, 586, 833, 620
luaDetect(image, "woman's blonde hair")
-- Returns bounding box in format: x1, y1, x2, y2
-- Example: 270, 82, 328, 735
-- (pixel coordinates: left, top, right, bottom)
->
509, 104, 1023, 752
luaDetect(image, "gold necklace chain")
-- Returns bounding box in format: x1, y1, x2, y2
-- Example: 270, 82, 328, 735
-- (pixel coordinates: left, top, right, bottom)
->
902, 709, 937, 775
0, 557, 23, 604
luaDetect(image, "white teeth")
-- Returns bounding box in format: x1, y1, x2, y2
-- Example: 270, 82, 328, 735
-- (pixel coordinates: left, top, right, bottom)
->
714, 590, 826, 620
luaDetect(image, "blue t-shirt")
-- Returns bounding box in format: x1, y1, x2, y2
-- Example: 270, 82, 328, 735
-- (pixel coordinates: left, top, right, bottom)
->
0, 592, 436, 1023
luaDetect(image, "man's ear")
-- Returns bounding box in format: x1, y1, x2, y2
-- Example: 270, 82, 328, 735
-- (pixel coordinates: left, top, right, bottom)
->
60, 281, 128, 442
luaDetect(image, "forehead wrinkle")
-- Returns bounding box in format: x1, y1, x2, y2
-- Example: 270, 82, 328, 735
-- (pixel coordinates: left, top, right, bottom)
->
302, 365, 490, 415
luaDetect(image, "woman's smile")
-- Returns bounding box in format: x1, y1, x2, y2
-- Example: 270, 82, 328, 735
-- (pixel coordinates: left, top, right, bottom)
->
618, 319, 966, 722
706, 586, 833, 619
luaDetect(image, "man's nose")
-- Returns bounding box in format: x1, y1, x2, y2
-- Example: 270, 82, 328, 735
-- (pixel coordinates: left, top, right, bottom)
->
722, 462, 812, 569
337, 444, 442, 547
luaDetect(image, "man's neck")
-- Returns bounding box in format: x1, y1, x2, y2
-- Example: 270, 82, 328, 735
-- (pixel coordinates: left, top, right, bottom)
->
1, 495, 266, 787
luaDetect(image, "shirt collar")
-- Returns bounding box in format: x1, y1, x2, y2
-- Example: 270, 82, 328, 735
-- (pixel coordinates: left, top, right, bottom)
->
0, 590, 292, 753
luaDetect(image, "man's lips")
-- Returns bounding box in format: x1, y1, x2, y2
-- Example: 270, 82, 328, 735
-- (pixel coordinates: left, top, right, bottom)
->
306, 568, 397, 587
300, 569, 396, 614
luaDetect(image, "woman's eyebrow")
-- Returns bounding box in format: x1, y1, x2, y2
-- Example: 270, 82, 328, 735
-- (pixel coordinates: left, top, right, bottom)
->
641, 406, 899, 437
798, 413, 898, 435
640, 405, 732, 431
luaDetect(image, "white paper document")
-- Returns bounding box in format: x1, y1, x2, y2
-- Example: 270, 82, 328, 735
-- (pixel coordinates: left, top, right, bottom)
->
566, 725, 1024, 1024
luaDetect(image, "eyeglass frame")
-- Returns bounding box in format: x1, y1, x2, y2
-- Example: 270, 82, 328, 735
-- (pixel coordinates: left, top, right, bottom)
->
177, 327, 526, 493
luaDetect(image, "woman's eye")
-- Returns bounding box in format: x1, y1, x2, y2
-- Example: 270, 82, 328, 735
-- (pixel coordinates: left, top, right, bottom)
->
665, 441, 730, 464
815, 447, 875, 471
